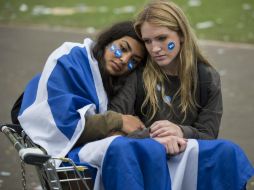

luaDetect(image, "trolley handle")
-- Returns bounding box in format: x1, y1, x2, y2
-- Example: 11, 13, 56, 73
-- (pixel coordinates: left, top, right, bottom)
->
0, 123, 23, 135
1, 124, 51, 165
19, 147, 51, 166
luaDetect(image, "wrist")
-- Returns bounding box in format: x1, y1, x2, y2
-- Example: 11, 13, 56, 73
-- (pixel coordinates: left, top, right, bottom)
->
177, 125, 184, 138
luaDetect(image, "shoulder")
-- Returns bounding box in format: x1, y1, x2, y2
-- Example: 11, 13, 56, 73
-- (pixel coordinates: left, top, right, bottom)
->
197, 62, 220, 82
83, 38, 95, 49
198, 62, 220, 86
135, 67, 144, 81
48, 38, 97, 72
125, 69, 139, 86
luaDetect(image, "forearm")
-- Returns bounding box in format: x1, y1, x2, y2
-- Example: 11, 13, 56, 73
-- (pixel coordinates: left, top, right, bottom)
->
179, 111, 222, 139
180, 125, 216, 139
76, 111, 122, 146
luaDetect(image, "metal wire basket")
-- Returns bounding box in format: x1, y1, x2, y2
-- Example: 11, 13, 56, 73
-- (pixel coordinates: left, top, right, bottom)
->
1, 123, 93, 190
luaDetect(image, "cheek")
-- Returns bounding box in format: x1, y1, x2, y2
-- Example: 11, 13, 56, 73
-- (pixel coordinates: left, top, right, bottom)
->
104, 49, 111, 61
166, 41, 181, 55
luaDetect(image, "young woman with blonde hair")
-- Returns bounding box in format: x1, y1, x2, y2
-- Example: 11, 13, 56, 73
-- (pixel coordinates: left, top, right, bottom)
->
105, 2, 253, 189
110, 0, 222, 155
134, 0, 222, 140
110, 1, 222, 144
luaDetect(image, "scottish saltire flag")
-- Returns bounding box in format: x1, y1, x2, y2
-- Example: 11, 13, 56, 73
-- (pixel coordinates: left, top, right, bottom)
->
75, 136, 254, 190
18, 38, 108, 167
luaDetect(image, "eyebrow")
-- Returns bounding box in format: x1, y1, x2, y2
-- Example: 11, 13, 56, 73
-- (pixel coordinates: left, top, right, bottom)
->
142, 34, 168, 40
122, 40, 143, 60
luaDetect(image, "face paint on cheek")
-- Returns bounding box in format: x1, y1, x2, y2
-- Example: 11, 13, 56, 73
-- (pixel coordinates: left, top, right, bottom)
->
110, 44, 117, 52
114, 49, 122, 58
127, 61, 134, 71
167, 41, 175, 51
109, 44, 122, 58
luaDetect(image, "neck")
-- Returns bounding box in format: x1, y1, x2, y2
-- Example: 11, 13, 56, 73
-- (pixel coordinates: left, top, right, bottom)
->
162, 60, 178, 76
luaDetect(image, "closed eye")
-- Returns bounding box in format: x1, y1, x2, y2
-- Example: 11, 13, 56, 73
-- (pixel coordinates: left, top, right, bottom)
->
157, 36, 167, 41
120, 44, 128, 52
142, 39, 151, 44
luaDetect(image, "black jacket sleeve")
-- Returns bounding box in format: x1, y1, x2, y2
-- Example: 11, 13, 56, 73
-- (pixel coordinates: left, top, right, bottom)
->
180, 66, 223, 139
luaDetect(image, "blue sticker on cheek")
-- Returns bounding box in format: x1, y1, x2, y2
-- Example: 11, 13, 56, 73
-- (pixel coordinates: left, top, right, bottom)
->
168, 41, 175, 51
114, 49, 122, 58
128, 62, 134, 70
109, 44, 122, 58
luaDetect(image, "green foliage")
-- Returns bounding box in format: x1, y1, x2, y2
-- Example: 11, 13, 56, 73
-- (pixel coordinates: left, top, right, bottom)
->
0, 0, 253, 43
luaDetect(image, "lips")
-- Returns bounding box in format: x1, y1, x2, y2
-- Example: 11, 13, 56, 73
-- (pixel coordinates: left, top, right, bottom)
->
110, 60, 122, 71
153, 55, 166, 61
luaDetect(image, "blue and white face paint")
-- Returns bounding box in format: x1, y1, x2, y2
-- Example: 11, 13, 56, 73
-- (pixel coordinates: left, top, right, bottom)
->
127, 60, 135, 70
109, 44, 122, 58
109, 43, 136, 71
167, 41, 175, 51
114, 49, 122, 58
109, 44, 117, 52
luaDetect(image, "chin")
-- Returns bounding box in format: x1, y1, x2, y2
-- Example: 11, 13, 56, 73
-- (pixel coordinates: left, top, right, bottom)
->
107, 70, 119, 76
156, 60, 170, 67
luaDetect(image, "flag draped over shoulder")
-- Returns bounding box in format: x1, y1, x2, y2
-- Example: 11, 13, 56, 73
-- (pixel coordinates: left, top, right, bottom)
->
18, 38, 108, 167
75, 136, 254, 190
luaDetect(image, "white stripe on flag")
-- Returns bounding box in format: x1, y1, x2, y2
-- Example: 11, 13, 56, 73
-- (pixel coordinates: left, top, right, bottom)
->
168, 139, 199, 190
78, 136, 120, 190
84, 38, 107, 114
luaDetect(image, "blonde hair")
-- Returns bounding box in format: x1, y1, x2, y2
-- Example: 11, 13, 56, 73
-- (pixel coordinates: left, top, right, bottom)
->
134, 0, 210, 121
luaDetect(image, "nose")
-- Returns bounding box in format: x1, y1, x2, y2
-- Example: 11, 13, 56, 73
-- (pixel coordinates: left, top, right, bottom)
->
151, 42, 161, 53
120, 53, 131, 64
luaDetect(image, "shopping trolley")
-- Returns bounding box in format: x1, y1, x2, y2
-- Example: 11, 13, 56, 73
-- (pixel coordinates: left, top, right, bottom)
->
1, 123, 94, 190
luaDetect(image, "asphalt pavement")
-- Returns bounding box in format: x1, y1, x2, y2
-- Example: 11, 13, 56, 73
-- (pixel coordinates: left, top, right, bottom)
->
0, 25, 253, 189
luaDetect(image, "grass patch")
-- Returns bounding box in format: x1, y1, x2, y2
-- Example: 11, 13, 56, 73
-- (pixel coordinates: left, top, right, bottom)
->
0, 0, 253, 43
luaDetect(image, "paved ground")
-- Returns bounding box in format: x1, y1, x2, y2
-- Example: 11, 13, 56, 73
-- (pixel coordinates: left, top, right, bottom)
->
0, 25, 253, 189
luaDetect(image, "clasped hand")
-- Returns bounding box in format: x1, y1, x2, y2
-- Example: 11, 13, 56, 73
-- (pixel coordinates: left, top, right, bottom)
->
121, 115, 145, 134
150, 120, 183, 138
118, 116, 187, 155
150, 120, 187, 155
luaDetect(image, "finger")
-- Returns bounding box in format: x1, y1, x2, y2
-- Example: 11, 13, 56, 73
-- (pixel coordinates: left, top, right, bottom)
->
149, 121, 160, 129
151, 123, 170, 134
172, 140, 180, 155
157, 130, 174, 137
149, 123, 160, 133
165, 142, 170, 154
179, 142, 187, 152
178, 139, 187, 152
168, 142, 175, 155
179, 143, 187, 153
151, 127, 167, 137
140, 123, 145, 129
158, 128, 180, 137
150, 120, 175, 133
150, 121, 165, 132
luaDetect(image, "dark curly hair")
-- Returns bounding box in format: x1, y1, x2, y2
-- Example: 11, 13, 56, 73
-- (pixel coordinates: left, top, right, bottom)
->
92, 21, 146, 98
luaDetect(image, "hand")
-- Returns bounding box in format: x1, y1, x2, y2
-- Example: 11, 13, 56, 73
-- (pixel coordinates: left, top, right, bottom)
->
153, 136, 187, 155
150, 120, 183, 138
121, 115, 145, 134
